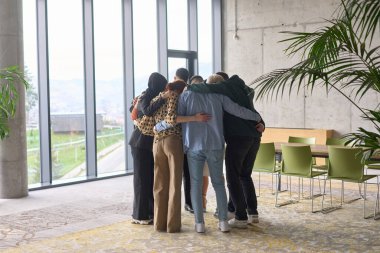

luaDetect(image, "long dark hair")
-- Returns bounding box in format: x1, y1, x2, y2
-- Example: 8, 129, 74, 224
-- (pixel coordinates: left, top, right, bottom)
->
142, 72, 167, 101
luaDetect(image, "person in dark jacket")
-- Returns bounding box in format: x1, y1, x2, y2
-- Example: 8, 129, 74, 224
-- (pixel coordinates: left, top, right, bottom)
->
187, 74, 265, 228
128, 72, 170, 225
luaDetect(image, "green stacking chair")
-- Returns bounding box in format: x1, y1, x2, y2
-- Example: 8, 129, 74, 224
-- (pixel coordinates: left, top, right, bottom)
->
322, 146, 380, 219
317, 137, 346, 170
325, 138, 365, 199
288, 136, 317, 165
320, 137, 346, 171
288, 136, 323, 197
253, 143, 281, 196
276, 145, 326, 212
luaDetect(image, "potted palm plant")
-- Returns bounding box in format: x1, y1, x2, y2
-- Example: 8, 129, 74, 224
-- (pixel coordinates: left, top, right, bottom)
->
0, 65, 29, 139
251, 0, 380, 160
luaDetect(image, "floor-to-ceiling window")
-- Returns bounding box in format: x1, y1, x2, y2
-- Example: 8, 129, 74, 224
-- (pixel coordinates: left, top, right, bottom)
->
167, 0, 188, 51
167, 0, 189, 79
197, 0, 213, 78
23, 0, 40, 186
133, 0, 158, 96
47, 0, 86, 183
22, 0, 221, 189
93, 0, 125, 176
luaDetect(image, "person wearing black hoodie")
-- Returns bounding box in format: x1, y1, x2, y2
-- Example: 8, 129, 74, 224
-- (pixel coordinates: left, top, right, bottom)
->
129, 72, 169, 225
187, 74, 264, 228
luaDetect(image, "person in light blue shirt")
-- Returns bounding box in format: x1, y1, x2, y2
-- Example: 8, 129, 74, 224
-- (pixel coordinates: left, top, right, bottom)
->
176, 89, 261, 233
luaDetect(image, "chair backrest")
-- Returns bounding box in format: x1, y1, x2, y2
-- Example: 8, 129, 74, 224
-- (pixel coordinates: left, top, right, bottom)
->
281, 145, 313, 177
288, 136, 316, 145
327, 146, 364, 180
253, 143, 276, 172
288, 136, 316, 165
326, 137, 345, 146
325, 137, 346, 166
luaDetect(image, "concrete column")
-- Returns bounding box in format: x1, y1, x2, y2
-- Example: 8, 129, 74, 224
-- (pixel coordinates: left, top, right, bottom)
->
0, 0, 28, 198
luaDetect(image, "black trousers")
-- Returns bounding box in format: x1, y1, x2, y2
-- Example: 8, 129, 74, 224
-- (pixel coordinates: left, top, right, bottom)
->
131, 146, 154, 220
183, 154, 192, 208
225, 136, 260, 220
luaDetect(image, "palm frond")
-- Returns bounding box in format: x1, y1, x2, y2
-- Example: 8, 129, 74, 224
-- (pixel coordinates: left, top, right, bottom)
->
281, 18, 364, 69
341, 0, 380, 44
343, 126, 380, 161
251, 59, 327, 101
280, 22, 342, 64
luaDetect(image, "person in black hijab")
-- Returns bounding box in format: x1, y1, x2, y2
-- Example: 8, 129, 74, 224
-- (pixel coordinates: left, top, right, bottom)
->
129, 72, 170, 225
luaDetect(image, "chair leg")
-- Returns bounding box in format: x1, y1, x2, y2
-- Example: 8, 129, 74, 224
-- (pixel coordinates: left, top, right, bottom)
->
304, 177, 323, 200
364, 181, 367, 219
275, 173, 279, 207
309, 178, 311, 199
330, 180, 333, 206
322, 179, 342, 214
286, 175, 289, 190
322, 177, 327, 211
358, 182, 368, 200
342, 181, 361, 204
275, 173, 287, 194
271, 173, 277, 195
298, 177, 301, 203
271, 173, 273, 194
275, 175, 298, 207
364, 176, 380, 219
341, 181, 344, 205
362, 167, 378, 219
312, 178, 314, 212
310, 178, 322, 213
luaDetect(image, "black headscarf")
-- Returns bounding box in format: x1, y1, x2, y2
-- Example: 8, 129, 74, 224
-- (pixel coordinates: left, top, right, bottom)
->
145, 72, 167, 99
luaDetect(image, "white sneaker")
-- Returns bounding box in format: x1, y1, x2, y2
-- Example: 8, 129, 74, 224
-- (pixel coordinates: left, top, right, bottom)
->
131, 218, 153, 225
247, 214, 259, 224
218, 221, 230, 232
228, 218, 248, 229
195, 223, 205, 233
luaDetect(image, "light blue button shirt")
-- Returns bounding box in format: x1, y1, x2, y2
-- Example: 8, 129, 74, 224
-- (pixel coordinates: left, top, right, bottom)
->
177, 90, 261, 152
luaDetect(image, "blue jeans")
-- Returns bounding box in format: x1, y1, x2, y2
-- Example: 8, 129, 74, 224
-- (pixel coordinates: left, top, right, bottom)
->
187, 149, 228, 223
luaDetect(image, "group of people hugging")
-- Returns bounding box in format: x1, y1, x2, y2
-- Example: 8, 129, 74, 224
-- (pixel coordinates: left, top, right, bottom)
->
128, 68, 265, 233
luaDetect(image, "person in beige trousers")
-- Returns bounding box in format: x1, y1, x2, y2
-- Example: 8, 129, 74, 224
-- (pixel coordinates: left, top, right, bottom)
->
151, 80, 210, 232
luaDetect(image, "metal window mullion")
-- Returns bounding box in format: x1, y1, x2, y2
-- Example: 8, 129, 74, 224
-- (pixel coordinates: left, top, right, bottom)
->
36, 0, 52, 186
188, 0, 198, 75
122, 0, 134, 171
212, 0, 222, 72
157, 0, 168, 78
83, 0, 97, 178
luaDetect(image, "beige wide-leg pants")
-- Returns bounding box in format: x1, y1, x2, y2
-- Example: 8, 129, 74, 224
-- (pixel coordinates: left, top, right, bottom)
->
153, 135, 183, 233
